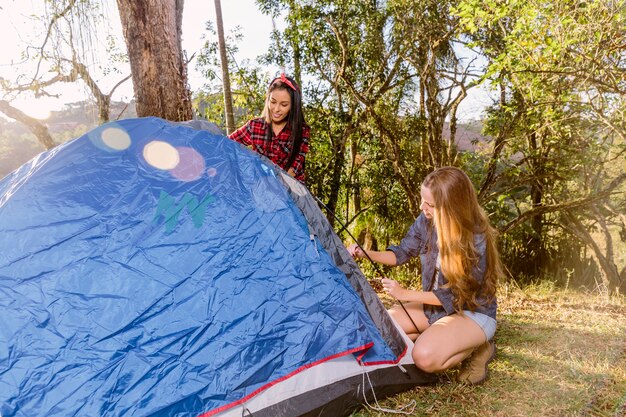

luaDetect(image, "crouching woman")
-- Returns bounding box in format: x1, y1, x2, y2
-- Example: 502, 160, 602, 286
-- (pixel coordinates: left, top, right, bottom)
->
348, 166, 503, 384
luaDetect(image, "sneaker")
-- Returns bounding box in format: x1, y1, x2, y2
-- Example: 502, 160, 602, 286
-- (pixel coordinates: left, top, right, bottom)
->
457, 340, 496, 384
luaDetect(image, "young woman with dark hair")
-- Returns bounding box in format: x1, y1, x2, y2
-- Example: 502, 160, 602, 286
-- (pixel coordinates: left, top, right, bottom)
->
229, 73, 310, 183
348, 166, 504, 384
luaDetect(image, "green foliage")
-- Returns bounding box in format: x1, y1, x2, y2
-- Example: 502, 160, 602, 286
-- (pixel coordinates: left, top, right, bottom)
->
451, 0, 626, 290
196, 0, 625, 290
194, 22, 268, 130
257, 0, 466, 219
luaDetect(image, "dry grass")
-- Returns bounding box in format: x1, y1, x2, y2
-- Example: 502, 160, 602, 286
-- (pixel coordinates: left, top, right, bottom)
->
352, 283, 626, 417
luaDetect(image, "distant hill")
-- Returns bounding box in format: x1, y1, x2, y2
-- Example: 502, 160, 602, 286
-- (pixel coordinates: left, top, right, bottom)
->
1, 100, 137, 136
442, 120, 490, 153
0, 103, 489, 180
0, 100, 137, 179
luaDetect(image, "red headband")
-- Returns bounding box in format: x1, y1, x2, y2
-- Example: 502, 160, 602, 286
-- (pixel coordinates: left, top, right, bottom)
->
271, 73, 298, 92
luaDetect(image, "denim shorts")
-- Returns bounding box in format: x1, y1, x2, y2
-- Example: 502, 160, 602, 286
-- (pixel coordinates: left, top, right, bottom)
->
464, 311, 497, 340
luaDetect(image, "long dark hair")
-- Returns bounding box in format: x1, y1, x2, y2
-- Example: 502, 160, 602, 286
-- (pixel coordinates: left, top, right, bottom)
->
261, 74, 306, 169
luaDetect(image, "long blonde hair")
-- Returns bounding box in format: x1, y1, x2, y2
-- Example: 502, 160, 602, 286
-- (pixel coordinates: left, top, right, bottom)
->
423, 167, 502, 311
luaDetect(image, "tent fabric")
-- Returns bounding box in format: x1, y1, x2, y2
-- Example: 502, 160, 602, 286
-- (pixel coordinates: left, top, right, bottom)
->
212, 340, 432, 417
276, 173, 408, 362
0, 117, 428, 417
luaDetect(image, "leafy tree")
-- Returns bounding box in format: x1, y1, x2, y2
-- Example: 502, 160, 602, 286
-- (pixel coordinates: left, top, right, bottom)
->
454, 0, 626, 292
194, 22, 267, 130
0, 0, 132, 143
258, 0, 478, 230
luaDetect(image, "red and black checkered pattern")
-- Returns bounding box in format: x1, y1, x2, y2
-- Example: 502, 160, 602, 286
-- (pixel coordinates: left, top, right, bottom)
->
229, 118, 310, 183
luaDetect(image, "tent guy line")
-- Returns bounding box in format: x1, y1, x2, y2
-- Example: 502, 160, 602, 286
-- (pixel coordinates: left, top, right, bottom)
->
312, 193, 422, 335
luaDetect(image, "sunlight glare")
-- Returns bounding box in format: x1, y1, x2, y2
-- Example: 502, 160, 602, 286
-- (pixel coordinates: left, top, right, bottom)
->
13, 98, 52, 120
170, 147, 205, 181
143, 140, 180, 170
101, 127, 131, 150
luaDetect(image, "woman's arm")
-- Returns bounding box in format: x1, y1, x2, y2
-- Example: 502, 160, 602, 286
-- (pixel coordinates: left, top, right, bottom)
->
347, 244, 398, 266
347, 215, 427, 267
228, 121, 253, 146
382, 278, 442, 305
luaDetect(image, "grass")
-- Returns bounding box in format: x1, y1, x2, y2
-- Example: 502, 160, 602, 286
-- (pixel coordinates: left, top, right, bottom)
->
351, 282, 626, 417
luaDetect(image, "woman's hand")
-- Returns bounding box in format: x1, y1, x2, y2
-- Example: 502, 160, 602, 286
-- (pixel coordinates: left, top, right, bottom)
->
381, 278, 409, 300
346, 243, 365, 259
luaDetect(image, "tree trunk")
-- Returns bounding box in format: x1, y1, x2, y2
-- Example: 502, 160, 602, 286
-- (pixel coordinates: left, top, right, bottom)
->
326, 134, 347, 229
0, 100, 55, 150
72, 61, 111, 124
116, 0, 192, 121
287, 0, 302, 87
527, 130, 545, 276
325, 113, 355, 227
213, 0, 235, 133
565, 210, 622, 296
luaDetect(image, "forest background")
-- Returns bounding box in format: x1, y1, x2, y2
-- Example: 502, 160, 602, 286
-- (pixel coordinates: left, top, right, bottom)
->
1, 0, 625, 297
1, 1, 625, 415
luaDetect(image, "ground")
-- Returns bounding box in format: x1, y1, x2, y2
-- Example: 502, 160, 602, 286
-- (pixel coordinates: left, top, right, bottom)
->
352, 282, 626, 417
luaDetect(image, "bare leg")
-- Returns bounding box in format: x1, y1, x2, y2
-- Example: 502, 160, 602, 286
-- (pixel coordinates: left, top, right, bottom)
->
411, 313, 486, 373
387, 302, 430, 341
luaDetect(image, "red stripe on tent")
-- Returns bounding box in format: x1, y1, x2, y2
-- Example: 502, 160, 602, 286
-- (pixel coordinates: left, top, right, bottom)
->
358, 343, 408, 366
197, 342, 375, 417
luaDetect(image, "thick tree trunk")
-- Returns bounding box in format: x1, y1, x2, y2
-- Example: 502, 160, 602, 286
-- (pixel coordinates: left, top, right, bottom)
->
116, 0, 192, 121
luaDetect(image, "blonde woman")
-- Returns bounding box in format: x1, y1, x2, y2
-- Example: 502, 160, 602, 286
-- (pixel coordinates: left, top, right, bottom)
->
347, 167, 503, 384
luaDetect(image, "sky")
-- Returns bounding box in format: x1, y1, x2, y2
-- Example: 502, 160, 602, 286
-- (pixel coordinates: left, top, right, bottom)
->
0, 0, 491, 121
0, 0, 274, 119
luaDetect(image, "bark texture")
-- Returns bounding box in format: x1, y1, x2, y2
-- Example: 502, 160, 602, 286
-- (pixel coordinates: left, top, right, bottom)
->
214, 0, 235, 133
116, 0, 193, 121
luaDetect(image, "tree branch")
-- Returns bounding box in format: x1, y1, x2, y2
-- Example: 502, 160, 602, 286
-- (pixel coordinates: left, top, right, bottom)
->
500, 172, 626, 233
0, 100, 55, 150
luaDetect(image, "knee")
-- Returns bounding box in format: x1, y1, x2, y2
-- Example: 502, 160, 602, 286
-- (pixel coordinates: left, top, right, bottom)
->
388, 307, 419, 336
387, 308, 405, 328
387, 306, 406, 322
412, 343, 443, 373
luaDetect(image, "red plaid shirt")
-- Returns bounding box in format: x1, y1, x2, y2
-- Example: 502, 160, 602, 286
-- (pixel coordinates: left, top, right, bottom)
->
229, 118, 310, 183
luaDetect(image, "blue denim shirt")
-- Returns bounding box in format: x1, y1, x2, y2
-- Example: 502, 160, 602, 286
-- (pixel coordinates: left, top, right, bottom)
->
387, 213, 497, 324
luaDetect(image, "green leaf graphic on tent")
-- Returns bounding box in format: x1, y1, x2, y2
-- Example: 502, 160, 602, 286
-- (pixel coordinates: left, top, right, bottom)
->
154, 190, 215, 232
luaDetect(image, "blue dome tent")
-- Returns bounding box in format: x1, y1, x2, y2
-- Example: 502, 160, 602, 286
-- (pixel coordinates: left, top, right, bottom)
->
0, 117, 433, 417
